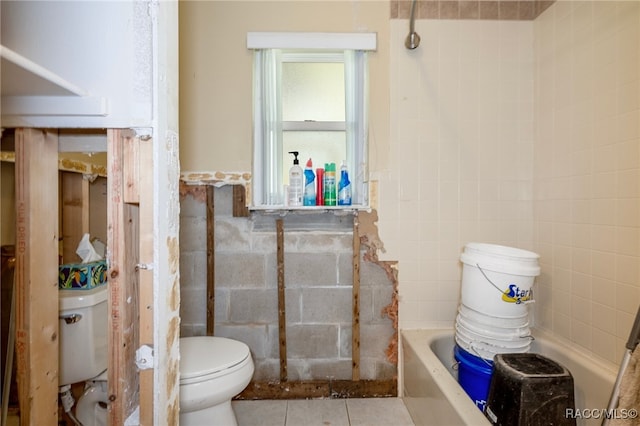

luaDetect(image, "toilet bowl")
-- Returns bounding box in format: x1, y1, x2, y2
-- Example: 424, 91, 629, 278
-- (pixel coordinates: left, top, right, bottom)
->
180, 336, 254, 426
76, 370, 108, 426
73, 336, 254, 426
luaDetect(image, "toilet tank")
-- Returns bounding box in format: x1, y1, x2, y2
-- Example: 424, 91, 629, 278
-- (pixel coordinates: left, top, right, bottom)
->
58, 285, 108, 386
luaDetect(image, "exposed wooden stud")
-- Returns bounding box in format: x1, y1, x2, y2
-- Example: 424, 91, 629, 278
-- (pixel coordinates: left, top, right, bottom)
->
232, 185, 249, 217
236, 379, 397, 400
276, 219, 287, 381
123, 130, 140, 204
107, 129, 140, 425
138, 136, 154, 425
206, 185, 215, 336
352, 214, 361, 381
60, 171, 90, 263
14, 128, 59, 425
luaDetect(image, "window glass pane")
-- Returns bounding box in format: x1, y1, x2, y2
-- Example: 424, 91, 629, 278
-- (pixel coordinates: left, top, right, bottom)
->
282, 130, 346, 184
252, 38, 371, 207
282, 62, 345, 122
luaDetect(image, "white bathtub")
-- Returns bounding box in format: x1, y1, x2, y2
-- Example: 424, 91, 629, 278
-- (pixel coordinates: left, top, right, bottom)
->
401, 329, 618, 426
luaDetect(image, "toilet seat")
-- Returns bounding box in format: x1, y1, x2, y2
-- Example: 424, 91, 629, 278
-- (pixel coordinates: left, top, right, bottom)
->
180, 336, 251, 385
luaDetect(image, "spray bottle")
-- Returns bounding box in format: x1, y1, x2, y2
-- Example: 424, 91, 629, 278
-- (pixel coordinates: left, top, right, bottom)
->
303, 158, 316, 206
338, 161, 352, 206
288, 151, 303, 207
323, 163, 337, 206
316, 168, 324, 206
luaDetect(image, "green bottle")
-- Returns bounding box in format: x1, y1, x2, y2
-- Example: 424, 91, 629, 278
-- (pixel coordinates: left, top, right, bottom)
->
323, 163, 337, 206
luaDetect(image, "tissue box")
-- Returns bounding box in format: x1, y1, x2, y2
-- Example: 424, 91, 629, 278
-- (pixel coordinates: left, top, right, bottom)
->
59, 260, 108, 290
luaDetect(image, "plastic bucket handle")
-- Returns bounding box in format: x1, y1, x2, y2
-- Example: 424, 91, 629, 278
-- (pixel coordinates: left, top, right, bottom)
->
475, 263, 536, 305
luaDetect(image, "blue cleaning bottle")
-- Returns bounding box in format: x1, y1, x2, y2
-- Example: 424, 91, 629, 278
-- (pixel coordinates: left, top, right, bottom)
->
303, 158, 316, 206
338, 161, 352, 206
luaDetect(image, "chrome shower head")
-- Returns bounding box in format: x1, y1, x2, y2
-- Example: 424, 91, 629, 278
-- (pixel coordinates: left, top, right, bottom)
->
405, 31, 421, 50
405, 0, 420, 50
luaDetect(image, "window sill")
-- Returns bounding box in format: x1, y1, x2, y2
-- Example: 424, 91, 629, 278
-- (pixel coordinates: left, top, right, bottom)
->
249, 204, 369, 214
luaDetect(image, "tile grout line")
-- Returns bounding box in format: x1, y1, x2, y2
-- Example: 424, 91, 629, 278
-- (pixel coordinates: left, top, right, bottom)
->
283, 400, 288, 426
345, 399, 353, 426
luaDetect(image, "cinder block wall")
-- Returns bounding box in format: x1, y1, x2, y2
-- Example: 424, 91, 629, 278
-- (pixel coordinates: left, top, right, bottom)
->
179, 185, 396, 381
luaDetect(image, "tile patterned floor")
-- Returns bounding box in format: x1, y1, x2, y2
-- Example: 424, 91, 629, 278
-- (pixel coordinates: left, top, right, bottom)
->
232, 398, 415, 426
5, 398, 415, 426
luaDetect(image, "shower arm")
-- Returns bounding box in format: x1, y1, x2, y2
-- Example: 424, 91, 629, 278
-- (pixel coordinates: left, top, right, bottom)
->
405, 0, 421, 50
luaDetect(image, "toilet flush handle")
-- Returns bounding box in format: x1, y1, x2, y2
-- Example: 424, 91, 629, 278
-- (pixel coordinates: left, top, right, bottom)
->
60, 313, 82, 324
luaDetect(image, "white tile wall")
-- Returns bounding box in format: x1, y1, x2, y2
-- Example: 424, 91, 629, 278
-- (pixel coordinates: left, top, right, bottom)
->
386, 1, 640, 367
385, 19, 536, 329
533, 1, 640, 365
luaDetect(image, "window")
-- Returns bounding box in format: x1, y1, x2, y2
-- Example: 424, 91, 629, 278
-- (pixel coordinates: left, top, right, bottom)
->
248, 32, 376, 209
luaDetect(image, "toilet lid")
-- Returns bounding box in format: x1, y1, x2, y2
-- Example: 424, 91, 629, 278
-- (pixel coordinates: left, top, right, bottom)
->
180, 336, 250, 381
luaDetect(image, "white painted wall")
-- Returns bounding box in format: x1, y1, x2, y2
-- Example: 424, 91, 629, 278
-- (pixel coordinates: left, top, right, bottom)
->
178, 1, 390, 173
1, 1, 153, 128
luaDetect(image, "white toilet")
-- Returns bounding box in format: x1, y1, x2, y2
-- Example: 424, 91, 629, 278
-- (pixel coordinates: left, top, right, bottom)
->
59, 286, 254, 426
179, 336, 254, 425
75, 370, 108, 426
59, 285, 109, 426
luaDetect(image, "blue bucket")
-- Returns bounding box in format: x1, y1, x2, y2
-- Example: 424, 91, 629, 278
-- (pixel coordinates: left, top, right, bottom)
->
454, 344, 493, 411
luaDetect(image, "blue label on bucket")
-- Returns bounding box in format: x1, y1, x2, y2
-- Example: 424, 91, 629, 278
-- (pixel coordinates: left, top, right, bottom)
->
476, 399, 487, 411
501, 284, 532, 304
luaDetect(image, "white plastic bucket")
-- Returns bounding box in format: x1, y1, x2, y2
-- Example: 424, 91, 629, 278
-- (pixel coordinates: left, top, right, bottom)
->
455, 322, 532, 349
455, 326, 531, 360
460, 243, 540, 318
456, 314, 530, 340
458, 304, 529, 329
454, 331, 531, 360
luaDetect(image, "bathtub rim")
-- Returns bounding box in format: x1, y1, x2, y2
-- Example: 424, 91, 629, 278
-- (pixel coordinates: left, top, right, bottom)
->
401, 327, 619, 379
401, 328, 489, 425
400, 327, 619, 426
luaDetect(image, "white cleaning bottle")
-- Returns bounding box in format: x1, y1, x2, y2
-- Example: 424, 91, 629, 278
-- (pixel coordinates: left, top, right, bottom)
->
288, 151, 303, 207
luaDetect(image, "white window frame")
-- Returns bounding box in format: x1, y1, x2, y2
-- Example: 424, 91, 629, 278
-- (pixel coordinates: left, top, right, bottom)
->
248, 32, 376, 209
